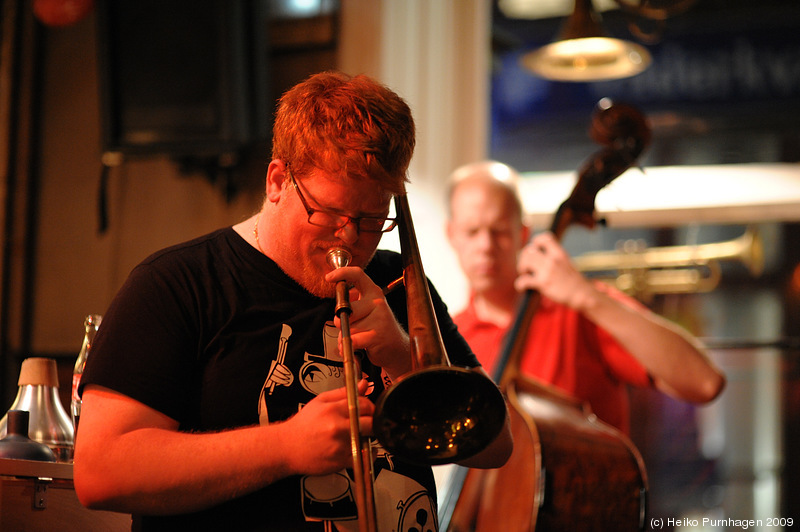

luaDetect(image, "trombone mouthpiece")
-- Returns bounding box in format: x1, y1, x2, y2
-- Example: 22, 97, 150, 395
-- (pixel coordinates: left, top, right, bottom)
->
326, 247, 352, 270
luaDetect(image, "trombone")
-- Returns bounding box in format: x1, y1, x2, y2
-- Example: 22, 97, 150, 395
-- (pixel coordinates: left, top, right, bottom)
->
328, 193, 506, 532
573, 225, 764, 301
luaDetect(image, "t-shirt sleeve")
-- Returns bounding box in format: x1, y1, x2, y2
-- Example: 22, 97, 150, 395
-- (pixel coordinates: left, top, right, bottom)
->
80, 260, 200, 424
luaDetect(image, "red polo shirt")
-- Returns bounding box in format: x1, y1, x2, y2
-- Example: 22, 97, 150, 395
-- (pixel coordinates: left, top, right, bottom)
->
453, 283, 653, 434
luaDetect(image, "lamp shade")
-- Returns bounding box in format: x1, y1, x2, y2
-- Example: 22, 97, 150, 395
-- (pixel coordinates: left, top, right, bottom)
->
521, 0, 652, 82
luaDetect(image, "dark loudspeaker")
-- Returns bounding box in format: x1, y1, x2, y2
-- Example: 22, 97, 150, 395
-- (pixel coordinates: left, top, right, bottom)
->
96, 0, 270, 158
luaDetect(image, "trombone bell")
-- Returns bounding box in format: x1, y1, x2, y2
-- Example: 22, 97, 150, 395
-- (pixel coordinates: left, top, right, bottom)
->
372, 194, 506, 466
374, 366, 506, 465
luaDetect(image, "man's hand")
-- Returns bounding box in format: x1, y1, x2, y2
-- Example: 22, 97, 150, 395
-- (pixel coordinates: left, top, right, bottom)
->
515, 231, 597, 311
281, 380, 374, 476
325, 267, 412, 380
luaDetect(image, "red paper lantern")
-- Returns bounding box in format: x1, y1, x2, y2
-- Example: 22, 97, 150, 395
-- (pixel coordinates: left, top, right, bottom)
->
33, 0, 94, 27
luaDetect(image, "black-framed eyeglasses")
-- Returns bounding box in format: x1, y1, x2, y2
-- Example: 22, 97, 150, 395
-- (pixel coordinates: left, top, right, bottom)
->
287, 165, 397, 233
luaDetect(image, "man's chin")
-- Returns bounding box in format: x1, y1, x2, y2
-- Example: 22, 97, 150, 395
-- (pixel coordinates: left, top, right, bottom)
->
301, 248, 377, 299
472, 275, 498, 290
314, 285, 337, 299
301, 277, 336, 299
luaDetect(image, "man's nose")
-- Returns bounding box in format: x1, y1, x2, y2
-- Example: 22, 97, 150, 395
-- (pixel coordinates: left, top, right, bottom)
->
474, 229, 494, 250
335, 220, 359, 244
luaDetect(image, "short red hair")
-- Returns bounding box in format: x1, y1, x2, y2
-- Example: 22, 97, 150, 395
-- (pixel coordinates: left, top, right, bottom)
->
272, 71, 415, 195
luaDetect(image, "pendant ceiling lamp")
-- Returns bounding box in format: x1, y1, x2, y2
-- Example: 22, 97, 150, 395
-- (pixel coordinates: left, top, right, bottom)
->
521, 0, 651, 82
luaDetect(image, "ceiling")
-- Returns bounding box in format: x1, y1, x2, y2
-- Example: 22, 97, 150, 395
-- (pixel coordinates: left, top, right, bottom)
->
489, 0, 800, 173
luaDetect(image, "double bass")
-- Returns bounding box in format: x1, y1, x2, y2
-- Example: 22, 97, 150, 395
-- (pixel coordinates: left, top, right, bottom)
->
441, 99, 651, 531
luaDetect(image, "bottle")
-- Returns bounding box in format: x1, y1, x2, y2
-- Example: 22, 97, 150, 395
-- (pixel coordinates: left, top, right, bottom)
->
0, 357, 74, 461
71, 314, 102, 435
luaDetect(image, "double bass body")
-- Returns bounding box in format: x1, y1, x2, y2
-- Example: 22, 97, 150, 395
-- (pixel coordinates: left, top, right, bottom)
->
449, 377, 647, 531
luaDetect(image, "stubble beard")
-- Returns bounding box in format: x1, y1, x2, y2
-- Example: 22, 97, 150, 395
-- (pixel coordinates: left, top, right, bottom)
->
301, 261, 337, 299
301, 246, 379, 299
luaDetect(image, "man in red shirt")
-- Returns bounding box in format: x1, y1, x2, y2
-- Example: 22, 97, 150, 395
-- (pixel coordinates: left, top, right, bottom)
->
446, 161, 726, 434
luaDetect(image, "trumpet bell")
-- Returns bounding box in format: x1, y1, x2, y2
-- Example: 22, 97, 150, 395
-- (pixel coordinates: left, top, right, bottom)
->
373, 366, 506, 465
573, 226, 765, 299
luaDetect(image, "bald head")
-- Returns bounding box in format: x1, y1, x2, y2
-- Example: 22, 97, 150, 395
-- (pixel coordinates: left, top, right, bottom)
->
446, 161, 529, 299
446, 161, 524, 223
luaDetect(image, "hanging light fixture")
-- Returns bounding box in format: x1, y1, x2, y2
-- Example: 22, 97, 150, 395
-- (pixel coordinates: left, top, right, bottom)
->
521, 0, 651, 82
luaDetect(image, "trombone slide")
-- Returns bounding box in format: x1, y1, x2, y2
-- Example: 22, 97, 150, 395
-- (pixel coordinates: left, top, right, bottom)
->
328, 248, 378, 532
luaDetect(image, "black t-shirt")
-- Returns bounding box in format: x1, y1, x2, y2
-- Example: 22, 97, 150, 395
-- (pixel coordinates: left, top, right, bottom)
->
81, 227, 479, 531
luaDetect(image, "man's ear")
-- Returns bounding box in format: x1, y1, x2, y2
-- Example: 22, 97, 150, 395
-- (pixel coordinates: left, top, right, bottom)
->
445, 219, 456, 247
520, 224, 531, 247
265, 159, 288, 202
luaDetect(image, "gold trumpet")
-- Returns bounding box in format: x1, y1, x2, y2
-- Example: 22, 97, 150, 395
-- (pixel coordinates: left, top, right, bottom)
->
573, 225, 764, 301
